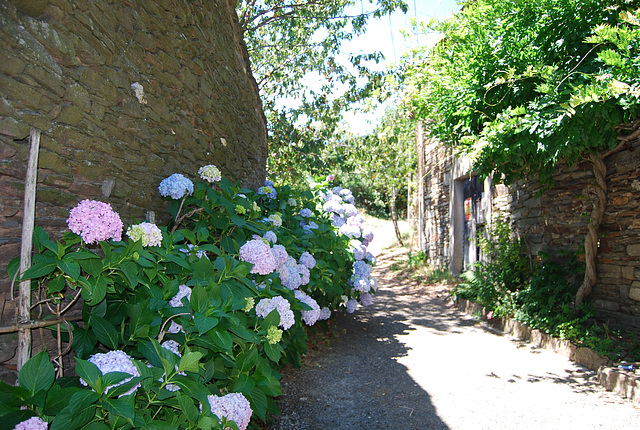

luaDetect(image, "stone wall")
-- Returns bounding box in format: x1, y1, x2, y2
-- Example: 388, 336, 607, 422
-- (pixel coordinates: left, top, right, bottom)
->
423, 137, 453, 268
0, 0, 267, 322
420, 133, 640, 333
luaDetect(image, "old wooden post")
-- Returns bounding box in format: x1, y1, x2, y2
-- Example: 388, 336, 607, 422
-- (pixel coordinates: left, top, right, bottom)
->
17, 128, 40, 371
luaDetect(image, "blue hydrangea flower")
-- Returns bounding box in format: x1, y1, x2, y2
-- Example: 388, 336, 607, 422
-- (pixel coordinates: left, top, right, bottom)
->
158, 173, 194, 199
299, 208, 313, 218
257, 180, 277, 199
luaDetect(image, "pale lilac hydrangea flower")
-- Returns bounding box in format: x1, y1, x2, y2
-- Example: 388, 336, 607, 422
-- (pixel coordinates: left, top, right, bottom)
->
339, 224, 361, 239
350, 240, 367, 260
332, 186, 343, 194
299, 208, 313, 218
361, 228, 374, 246
323, 200, 344, 214
167, 284, 192, 333
160, 340, 183, 392
346, 298, 358, 313
347, 214, 365, 228
255, 296, 295, 330
271, 244, 289, 267
365, 252, 377, 265
342, 203, 358, 218
330, 213, 346, 228
239, 239, 277, 275
279, 265, 302, 290
319, 306, 331, 320
278, 257, 302, 290
301, 221, 319, 232
263, 231, 277, 244
198, 164, 222, 183
80, 350, 140, 396
339, 188, 355, 204
13, 417, 48, 430
205, 392, 253, 430
298, 264, 310, 285
67, 199, 123, 244
158, 173, 194, 199
353, 260, 371, 279
169, 284, 192, 308
299, 251, 316, 269
360, 292, 374, 307
295, 290, 320, 326
126, 222, 162, 247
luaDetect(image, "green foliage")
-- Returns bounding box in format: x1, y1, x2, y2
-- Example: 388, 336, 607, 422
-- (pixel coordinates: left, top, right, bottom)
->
4, 172, 374, 429
310, 104, 415, 217
453, 218, 529, 316
514, 252, 586, 333
238, 0, 409, 184
404, 0, 640, 186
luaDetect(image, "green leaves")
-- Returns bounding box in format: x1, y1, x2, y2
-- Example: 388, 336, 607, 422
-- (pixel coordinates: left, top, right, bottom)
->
18, 350, 55, 396
403, 0, 635, 186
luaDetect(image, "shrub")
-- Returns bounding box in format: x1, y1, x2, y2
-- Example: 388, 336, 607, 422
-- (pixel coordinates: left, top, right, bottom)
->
2, 171, 377, 430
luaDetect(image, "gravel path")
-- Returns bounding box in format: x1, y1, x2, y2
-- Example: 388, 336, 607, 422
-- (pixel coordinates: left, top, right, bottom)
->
270, 220, 640, 429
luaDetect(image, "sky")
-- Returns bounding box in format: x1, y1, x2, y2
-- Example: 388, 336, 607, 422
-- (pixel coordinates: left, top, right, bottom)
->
340, 0, 461, 135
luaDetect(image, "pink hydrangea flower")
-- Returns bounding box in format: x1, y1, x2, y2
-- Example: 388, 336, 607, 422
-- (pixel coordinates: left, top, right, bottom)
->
67, 199, 123, 244
239, 239, 277, 275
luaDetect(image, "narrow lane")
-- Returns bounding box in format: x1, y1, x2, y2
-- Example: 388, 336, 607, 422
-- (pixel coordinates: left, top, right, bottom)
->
272, 222, 640, 429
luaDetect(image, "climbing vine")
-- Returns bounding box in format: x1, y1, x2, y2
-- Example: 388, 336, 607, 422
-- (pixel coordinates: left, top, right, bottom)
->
403, 0, 640, 306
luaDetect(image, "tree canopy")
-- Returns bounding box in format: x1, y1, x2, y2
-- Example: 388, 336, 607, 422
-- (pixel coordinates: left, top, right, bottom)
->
237, 0, 408, 185
404, 0, 640, 185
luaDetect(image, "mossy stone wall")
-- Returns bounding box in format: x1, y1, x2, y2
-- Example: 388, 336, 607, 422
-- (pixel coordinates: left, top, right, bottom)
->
0, 0, 267, 320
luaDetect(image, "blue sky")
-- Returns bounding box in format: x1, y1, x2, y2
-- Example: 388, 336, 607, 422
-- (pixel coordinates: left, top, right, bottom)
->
340, 0, 461, 134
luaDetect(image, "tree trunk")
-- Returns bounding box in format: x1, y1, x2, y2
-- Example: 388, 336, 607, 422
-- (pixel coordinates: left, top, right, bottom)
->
389, 184, 404, 247
574, 153, 607, 309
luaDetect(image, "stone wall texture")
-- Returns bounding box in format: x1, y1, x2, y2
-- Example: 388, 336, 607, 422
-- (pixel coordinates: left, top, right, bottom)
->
420, 135, 640, 333
0, 0, 267, 321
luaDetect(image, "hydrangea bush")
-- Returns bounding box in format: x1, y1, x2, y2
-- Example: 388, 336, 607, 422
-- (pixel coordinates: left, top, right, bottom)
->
3, 168, 376, 430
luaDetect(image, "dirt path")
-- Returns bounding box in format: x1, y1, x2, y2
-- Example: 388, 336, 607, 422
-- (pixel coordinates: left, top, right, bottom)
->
270, 220, 640, 429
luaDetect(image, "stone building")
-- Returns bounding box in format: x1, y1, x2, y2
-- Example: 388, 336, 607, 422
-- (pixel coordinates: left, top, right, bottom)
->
417, 126, 640, 332
0, 0, 267, 326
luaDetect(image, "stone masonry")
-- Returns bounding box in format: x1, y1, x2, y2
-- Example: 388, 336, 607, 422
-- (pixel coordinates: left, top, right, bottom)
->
0, 0, 267, 324
419, 133, 640, 333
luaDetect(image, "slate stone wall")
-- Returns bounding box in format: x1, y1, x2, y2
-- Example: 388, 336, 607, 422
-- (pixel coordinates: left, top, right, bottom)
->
420, 134, 640, 333
0, 0, 267, 322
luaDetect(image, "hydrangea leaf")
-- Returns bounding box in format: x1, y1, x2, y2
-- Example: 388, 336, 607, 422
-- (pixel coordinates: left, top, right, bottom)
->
194, 313, 219, 336
248, 386, 268, 421
18, 350, 55, 396
177, 350, 203, 374
89, 315, 120, 350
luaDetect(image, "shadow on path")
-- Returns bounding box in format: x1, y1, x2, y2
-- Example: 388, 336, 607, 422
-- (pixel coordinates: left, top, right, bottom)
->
271, 247, 450, 430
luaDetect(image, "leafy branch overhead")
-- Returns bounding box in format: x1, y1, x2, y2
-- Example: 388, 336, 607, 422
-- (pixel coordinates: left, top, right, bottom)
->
237, 0, 408, 183
404, 0, 640, 185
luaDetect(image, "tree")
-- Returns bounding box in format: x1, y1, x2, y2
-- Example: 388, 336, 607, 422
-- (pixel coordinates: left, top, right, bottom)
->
236, 0, 408, 184
403, 0, 640, 307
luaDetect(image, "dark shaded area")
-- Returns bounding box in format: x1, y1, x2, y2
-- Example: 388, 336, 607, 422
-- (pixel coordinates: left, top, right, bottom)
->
270, 249, 451, 430
271, 310, 450, 430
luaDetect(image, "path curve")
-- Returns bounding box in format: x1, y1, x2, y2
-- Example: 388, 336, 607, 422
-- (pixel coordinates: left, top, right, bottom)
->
271, 220, 640, 429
